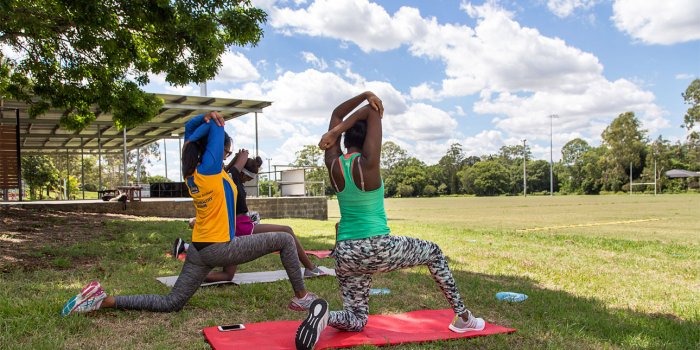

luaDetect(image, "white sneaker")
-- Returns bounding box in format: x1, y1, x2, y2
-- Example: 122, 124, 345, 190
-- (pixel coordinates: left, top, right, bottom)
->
448, 313, 485, 333
61, 281, 107, 316
303, 267, 328, 278
295, 299, 329, 350
289, 292, 319, 311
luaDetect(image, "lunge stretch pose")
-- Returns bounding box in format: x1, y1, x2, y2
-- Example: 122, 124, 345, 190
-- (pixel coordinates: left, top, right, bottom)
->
173, 149, 327, 282
295, 92, 485, 350
62, 112, 318, 316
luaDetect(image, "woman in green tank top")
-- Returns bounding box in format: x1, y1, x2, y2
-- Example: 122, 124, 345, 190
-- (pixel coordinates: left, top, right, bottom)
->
294, 92, 486, 350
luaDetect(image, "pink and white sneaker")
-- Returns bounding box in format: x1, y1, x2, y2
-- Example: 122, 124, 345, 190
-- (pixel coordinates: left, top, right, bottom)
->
61, 281, 107, 316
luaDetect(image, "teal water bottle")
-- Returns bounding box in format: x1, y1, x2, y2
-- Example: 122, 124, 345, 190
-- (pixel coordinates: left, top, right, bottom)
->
495, 292, 528, 302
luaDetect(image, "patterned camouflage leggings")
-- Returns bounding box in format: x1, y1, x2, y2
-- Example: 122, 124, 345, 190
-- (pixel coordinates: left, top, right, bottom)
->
328, 235, 469, 331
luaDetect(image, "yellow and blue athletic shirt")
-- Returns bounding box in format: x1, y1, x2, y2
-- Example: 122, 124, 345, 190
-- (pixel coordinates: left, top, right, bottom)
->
184, 114, 237, 243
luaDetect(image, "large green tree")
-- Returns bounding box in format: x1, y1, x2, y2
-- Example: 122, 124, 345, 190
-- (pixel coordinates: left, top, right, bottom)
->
682, 78, 700, 138
497, 144, 531, 195
0, 0, 267, 130
21, 155, 59, 199
437, 143, 465, 195
560, 138, 591, 193
380, 141, 408, 172
384, 157, 427, 197
462, 160, 509, 196
601, 112, 648, 192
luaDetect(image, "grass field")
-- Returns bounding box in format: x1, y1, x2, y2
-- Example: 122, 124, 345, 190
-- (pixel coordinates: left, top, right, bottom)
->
1, 195, 698, 349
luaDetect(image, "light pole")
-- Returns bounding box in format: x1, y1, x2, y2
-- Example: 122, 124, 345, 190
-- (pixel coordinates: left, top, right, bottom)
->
522, 139, 527, 196
266, 158, 272, 197
549, 114, 559, 196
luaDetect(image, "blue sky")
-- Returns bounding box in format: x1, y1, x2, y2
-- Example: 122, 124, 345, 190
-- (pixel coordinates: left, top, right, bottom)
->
142, 0, 700, 180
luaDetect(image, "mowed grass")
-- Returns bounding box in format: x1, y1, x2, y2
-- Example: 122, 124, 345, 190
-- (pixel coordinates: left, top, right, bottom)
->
2, 195, 699, 349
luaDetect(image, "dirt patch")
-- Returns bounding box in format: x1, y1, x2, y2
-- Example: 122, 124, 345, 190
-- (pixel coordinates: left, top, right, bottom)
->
0, 207, 143, 272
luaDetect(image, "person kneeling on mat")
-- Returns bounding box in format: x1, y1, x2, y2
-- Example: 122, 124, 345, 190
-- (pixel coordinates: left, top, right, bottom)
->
62, 111, 319, 316
295, 92, 485, 350
172, 149, 327, 283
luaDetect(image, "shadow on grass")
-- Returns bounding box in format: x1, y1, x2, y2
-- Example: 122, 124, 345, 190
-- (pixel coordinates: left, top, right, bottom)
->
5, 214, 696, 349
360, 267, 699, 349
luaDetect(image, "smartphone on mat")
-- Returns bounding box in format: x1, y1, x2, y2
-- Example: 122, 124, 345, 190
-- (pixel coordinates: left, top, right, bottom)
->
217, 324, 246, 332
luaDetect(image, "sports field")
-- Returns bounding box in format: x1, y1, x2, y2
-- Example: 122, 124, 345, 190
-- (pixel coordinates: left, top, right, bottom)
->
1, 194, 698, 349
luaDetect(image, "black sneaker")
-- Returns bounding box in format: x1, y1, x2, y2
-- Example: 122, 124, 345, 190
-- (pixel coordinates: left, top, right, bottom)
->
171, 238, 185, 258
295, 299, 329, 350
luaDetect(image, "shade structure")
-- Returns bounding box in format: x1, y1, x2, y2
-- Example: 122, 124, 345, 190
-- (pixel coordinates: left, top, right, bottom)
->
0, 93, 272, 155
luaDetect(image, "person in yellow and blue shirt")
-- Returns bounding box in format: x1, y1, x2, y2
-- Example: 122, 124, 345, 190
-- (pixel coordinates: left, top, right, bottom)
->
61, 112, 319, 316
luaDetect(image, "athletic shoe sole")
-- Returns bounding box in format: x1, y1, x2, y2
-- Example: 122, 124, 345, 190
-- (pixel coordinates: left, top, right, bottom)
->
61, 281, 102, 317
295, 299, 329, 350
172, 238, 184, 259
448, 317, 485, 333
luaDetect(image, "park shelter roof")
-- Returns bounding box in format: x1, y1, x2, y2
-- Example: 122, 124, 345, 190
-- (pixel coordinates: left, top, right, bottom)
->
0, 93, 272, 155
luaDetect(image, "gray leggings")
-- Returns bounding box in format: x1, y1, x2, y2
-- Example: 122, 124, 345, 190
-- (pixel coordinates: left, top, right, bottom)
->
114, 232, 305, 312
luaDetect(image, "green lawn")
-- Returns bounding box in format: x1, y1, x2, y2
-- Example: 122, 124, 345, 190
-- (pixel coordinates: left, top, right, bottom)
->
1, 195, 698, 349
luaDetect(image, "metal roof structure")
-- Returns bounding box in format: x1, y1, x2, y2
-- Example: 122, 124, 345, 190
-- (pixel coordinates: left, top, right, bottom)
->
665, 169, 700, 178
0, 93, 272, 154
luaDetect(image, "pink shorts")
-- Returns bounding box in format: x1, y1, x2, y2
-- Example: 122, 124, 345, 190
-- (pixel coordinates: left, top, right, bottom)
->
235, 214, 254, 237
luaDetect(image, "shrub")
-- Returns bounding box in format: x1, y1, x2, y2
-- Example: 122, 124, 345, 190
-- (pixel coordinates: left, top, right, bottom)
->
397, 183, 414, 197
423, 185, 437, 197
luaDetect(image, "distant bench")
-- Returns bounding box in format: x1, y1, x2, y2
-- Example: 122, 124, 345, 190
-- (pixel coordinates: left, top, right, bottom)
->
98, 187, 142, 202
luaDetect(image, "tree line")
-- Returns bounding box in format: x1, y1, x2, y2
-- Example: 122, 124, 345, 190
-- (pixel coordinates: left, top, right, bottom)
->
296, 79, 700, 197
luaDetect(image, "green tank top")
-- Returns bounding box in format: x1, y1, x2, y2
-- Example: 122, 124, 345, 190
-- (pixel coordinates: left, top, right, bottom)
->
335, 153, 390, 241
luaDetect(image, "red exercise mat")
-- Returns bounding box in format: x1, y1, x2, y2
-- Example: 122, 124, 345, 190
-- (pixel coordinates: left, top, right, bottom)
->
203, 309, 516, 350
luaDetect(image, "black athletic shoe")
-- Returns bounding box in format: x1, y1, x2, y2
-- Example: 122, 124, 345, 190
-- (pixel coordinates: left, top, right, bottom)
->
295, 298, 329, 350
171, 237, 185, 258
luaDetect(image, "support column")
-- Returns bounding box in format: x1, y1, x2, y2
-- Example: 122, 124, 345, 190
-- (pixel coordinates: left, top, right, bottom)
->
255, 112, 259, 158
98, 127, 102, 191
137, 147, 141, 184
178, 137, 182, 182
123, 128, 128, 186
66, 149, 70, 199
164, 139, 168, 180
15, 109, 23, 201
81, 137, 85, 199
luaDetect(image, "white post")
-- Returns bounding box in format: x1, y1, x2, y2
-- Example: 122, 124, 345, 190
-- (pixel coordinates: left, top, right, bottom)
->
255, 112, 259, 158
522, 139, 527, 196
98, 127, 102, 191
654, 159, 657, 195
164, 139, 168, 180
178, 137, 182, 182
137, 147, 141, 185
549, 114, 558, 196
122, 128, 128, 186
629, 162, 633, 195
267, 158, 272, 197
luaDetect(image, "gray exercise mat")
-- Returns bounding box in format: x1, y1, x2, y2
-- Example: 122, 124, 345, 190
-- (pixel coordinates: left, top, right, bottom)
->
156, 266, 335, 287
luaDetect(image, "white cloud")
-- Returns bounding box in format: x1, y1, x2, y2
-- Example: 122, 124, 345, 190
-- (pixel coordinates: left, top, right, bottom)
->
384, 103, 459, 142
452, 106, 466, 117
611, 0, 700, 45
474, 77, 669, 143
675, 73, 696, 80
269, 0, 427, 52
143, 73, 198, 95
546, 0, 600, 18
301, 51, 328, 70
209, 68, 412, 164
216, 51, 260, 83
461, 130, 506, 157
0, 44, 24, 62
